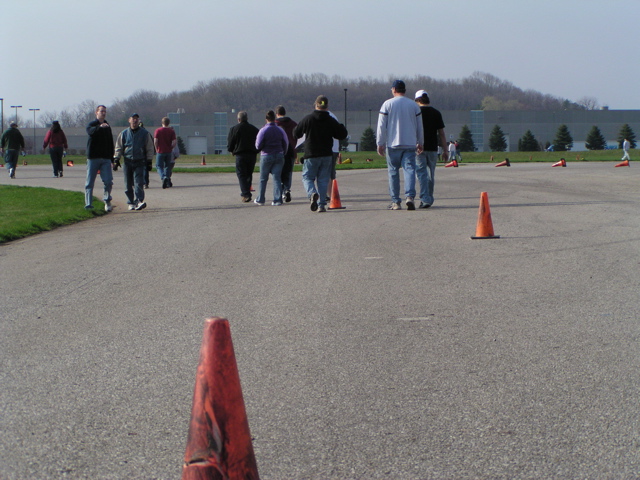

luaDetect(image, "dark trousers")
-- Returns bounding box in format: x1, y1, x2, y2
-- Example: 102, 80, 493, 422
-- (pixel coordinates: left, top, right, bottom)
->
280, 151, 295, 192
123, 160, 146, 204
49, 147, 64, 176
235, 153, 257, 197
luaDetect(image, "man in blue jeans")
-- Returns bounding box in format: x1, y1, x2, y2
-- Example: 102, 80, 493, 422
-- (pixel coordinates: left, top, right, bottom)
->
376, 80, 424, 210
414, 89, 447, 208
294, 95, 348, 213
85, 106, 114, 211
254, 110, 288, 206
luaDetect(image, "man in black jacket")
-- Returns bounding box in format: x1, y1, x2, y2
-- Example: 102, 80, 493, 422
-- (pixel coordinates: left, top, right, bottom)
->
227, 111, 259, 202
294, 96, 348, 212
85, 105, 114, 211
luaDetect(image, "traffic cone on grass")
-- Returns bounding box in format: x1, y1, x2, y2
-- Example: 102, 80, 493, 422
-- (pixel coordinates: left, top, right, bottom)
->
182, 317, 259, 480
328, 179, 346, 209
471, 192, 500, 239
495, 158, 510, 167
615, 159, 630, 167
201, 155, 206, 166
552, 158, 567, 167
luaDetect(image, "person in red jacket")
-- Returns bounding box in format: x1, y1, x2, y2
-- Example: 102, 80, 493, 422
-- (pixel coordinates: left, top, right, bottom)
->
42, 120, 68, 177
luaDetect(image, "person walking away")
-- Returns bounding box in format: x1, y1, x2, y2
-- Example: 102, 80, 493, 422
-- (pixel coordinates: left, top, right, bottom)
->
1, 122, 25, 179
114, 113, 154, 211
85, 105, 114, 211
376, 80, 424, 210
43, 120, 68, 178
414, 90, 447, 208
448, 141, 456, 163
275, 106, 297, 202
254, 110, 288, 206
622, 138, 631, 162
154, 117, 177, 189
294, 95, 348, 213
227, 111, 259, 202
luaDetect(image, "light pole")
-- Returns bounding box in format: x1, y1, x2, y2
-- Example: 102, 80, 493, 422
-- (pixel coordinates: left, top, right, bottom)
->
343, 89, 348, 129
10, 105, 22, 125
0, 98, 3, 132
369, 109, 372, 129
29, 108, 40, 154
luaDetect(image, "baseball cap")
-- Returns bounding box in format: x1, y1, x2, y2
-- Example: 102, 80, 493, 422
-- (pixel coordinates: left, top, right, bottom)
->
415, 89, 429, 99
130, 113, 140, 118
10, 121, 17, 127
392, 79, 406, 90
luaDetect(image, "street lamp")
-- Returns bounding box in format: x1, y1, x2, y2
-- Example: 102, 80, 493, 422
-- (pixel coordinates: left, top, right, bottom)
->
0, 98, 3, 132
29, 108, 40, 154
10, 105, 22, 125
369, 109, 372, 129
343, 89, 348, 129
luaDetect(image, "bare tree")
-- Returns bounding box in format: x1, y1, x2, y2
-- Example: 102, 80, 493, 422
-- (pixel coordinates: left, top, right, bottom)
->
576, 96, 600, 110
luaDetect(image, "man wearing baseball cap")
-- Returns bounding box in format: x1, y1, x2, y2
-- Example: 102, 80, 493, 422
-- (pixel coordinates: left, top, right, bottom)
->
376, 80, 424, 210
114, 113, 154, 210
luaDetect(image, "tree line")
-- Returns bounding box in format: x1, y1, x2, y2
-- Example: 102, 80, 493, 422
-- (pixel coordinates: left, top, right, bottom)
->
30, 71, 595, 128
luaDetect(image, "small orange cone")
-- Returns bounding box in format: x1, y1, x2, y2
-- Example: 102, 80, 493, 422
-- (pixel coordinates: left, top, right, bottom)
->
552, 158, 567, 167
201, 155, 206, 166
67, 160, 74, 167
23, 160, 28, 166
328, 179, 346, 210
495, 158, 510, 167
182, 317, 259, 480
615, 159, 630, 167
471, 192, 500, 239
444, 159, 458, 168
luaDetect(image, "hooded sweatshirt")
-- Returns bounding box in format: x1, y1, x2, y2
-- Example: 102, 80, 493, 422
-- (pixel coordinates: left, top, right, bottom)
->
294, 110, 348, 159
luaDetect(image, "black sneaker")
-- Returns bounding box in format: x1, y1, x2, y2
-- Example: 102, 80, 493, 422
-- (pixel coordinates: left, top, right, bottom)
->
162, 178, 168, 189
406, 197, 415, 210
419, 202, 431, 209
310, 192, 319, 211
135, 201, 147, 210
284, 190, 292, 203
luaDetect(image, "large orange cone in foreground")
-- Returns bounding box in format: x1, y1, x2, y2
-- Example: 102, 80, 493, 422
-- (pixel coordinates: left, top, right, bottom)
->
201, 155, 207, 166
328, 179, 346, 209
444, 159, 458, 168
495, 158, 510, 167
471, 192, 500, 239
182, 317, 259, 480
552, 158, 567, 167
615, 159, 630, 167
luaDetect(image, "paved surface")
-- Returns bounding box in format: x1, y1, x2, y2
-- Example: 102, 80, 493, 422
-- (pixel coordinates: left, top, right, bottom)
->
1, 162, 639, 479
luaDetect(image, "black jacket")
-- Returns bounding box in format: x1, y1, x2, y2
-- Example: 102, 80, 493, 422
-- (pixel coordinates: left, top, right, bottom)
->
227, 121, 259, 155
86, 119, 114, 159
294, 110, 347, 158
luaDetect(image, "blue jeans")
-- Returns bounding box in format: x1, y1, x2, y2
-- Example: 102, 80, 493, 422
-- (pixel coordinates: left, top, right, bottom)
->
257, 153, 284, 203
302, 156, 332, 208
85, 158, 113, 207
386, 147, 416, 203
123, 160, 146, 205
156, 153, 172, 180
416, 150, 437, 205
4, 149, 19, 172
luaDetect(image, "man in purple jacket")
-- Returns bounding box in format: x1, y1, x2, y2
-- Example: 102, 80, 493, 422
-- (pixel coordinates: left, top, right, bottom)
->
255, 110, 288, 206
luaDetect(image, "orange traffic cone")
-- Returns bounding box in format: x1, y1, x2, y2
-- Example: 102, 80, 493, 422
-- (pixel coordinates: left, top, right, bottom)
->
471, 192, 500, 239
23, 160, 27, 166
444, 159, 458, 168
67, 160, 74, 167
182, 317, 259, 480
552, 158, 567, 167
615, 159, 630, 167
495, 158, 510, 167
328, 179, 346, 209
201, 155, 206, 166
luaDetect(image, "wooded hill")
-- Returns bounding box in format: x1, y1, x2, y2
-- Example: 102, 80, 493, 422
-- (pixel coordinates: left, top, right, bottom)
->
41, 71, 592, 127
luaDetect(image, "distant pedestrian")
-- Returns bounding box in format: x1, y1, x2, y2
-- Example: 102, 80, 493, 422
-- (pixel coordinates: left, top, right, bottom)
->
114, 113, 154, 211
1, 121, 25, 179
294, 95, 348, 212
85, 105, 114, 211
154, 117, 177, 189
227, 111, 259, 202
448, 141, 456, 162
42, 120, 68, 178
376, 80, 424, 210
275, 105, 298, 203
255, 110, 288, 206
414, 90, 447, 208
622, 138, 631, 162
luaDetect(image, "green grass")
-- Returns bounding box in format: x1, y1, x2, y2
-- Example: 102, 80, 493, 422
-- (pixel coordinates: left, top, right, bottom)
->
0, 185, 105, 243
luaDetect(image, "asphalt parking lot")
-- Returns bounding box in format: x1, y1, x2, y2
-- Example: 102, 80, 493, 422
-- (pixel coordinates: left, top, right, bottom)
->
1, 162, 639, 479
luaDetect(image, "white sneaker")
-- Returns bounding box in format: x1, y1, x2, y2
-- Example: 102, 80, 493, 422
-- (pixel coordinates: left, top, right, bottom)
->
134, 201, 147, 211
128, 204, 136, 211
104, 201, 113, 212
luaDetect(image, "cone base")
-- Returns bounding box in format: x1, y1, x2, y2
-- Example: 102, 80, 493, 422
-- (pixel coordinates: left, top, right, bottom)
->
328, 207, 346, 210
471, 235, 501, 240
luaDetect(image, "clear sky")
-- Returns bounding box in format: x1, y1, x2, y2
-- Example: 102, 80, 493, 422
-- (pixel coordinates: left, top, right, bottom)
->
2, 0, 638, 123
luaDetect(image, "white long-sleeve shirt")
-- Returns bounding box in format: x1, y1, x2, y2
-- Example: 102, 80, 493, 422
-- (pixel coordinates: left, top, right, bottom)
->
376, 95, 424, 149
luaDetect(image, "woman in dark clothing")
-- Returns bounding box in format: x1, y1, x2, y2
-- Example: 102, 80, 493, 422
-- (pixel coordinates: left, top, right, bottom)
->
42, 120, 68, 177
